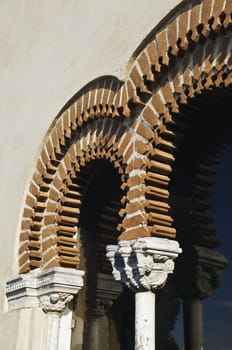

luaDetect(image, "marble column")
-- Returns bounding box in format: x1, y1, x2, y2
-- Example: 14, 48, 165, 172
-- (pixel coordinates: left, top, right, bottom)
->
175, 245, 228, 350
6, 267, 84, 350
106, 237, 182, 350
40, 292, 74, 350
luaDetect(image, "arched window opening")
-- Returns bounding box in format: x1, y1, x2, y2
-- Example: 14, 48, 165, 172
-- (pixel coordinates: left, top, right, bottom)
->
71, 159, 134, 350
203, 143, 232, 349
169, 90, 232, 349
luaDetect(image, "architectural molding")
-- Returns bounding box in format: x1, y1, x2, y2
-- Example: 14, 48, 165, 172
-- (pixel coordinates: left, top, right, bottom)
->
106, 237, 182, 292
96, 272, 123, 300
40, 293, 74, 313
6, 267, 84, 311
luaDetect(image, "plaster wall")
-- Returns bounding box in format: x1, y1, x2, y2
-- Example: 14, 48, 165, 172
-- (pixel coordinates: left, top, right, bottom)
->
0, 0, 183, 348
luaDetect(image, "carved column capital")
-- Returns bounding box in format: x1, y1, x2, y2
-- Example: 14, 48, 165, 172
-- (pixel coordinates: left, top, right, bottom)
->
106, 237, 182, 292
93, 297, 114, 317
175, 245, 229, 299
92, 273, 123, 317
6, 267, 84, 312
40, 292, 74, 313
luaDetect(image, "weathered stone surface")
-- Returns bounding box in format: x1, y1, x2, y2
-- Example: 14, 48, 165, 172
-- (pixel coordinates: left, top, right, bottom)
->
106, 237, 182, 292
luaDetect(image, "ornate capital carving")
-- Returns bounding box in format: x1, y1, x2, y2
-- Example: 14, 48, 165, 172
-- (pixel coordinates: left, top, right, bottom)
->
93, 297, 114, 317
6, 267, 84, 312
91, 273, 123, 317
175, 245, 229, 299
40, 293, 73, 313
106, 237, 182, 292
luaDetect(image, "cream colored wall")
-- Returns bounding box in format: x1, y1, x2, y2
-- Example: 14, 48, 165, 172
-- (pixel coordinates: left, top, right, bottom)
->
0, 0, 183, 347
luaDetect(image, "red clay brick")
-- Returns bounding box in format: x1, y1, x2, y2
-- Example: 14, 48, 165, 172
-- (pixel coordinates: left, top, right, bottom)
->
146, 41, 161, 72
211, 0, 226, 31
136, 121, 154, 141
150, 91, 167, 116
178, 9, 190, 51
224, 0, 232, 29
56, 119, 65, 146
125, 157, 146, 174
70, 104, 77, 131
43, 248, 58, 265
156, 30, 169, 66
167, 18, 179, 56
118, 226, 151, 240
189, 2, 202, 42
161, 81, 178, 113
123, 200, 146, 214
121, 213, 147, 229
19, 253, 30, 267
142, 105, 159, 127
76, 99, 83, 126
130, 64, 151, 95
20, 230, 30, 242
42, 237, 57, 252
138, 51, 154, 81
19, 242, 29, 255
51, 128, 62, 155
118, 131, 131, 157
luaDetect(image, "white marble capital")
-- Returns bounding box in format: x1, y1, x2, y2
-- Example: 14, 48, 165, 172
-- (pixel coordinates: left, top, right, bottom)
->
6, 267, 84, 312
6, 267, 84, 350
106, 237, 182, 292
40, 292, 74, 313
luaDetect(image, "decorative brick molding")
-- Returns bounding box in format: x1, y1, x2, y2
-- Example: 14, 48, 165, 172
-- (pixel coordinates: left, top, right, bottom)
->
19, 0, 232, 273
6, 267, 84, 311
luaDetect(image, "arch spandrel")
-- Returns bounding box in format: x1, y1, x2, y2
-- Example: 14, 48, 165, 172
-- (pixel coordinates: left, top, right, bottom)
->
19, 0, 232, 273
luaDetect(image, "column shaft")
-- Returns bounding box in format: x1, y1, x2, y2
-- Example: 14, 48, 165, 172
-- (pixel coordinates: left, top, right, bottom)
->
183, 298, 203, 350
85, 316, 110, 350
135, 291, 155, 350
58, 309, 73, 350
44, 313, 60, 350
85, 317, 100, 350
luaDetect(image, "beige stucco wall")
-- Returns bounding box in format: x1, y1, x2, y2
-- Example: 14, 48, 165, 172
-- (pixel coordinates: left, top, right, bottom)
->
0, 0, 183, 347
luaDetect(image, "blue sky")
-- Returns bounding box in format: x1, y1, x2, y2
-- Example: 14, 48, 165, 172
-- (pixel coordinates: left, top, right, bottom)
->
174, 144, 232, 349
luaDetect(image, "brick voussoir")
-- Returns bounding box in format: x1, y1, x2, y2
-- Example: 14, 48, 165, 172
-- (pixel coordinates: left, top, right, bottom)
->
118, 226, 152, 240
156, 29, 170, 66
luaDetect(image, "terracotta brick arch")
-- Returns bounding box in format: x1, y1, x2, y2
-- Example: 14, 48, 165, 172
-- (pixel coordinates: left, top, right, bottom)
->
19, 0, 232, 273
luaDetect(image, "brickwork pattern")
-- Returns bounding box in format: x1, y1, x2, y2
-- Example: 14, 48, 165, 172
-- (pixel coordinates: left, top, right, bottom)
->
19, 0, 232, 273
